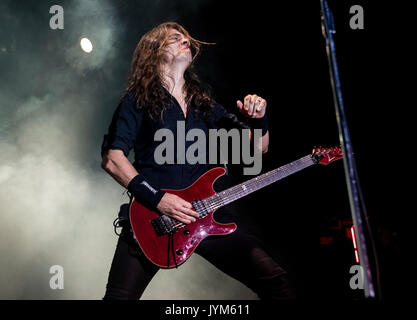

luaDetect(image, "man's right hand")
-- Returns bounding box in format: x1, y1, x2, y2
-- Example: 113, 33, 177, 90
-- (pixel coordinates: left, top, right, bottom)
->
156, 193, 200, 224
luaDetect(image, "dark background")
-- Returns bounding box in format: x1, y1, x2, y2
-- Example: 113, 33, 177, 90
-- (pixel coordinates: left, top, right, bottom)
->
0, 0, 405, 301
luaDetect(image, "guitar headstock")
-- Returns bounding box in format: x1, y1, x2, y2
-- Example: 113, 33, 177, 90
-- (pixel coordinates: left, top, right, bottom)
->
312, 147, 343, 165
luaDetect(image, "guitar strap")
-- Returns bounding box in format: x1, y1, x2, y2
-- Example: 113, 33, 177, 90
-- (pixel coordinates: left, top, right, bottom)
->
112, 191, 133, 236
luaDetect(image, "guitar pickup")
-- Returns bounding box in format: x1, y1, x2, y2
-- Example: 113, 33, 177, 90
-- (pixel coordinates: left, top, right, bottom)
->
192, 200, 208, 218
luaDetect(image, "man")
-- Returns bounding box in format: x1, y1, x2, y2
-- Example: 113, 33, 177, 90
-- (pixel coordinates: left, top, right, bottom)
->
101, 22, 294, 300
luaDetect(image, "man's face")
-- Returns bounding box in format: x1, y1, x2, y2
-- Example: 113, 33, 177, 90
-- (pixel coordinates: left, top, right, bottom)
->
162, 28, 192, 66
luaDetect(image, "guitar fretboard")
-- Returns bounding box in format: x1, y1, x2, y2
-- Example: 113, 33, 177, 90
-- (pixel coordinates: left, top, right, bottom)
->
202, 155, 315, 212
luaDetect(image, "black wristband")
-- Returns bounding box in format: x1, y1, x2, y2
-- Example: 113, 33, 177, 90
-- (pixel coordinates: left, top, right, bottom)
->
247, 114, 268, 136
127, 175, 165, 211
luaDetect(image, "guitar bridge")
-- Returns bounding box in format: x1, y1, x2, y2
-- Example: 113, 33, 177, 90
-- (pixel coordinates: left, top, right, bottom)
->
151, 215, 178, 236
151, 200, 208, 236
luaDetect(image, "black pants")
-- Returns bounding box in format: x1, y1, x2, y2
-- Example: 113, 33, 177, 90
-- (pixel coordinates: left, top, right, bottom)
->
103, 209, 295, 300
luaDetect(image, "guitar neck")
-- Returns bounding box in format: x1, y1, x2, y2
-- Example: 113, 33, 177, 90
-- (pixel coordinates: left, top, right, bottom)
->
202, 154, 315, 212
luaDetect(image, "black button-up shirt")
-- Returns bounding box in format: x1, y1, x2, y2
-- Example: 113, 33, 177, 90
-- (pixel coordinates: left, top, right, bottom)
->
101, 91, 251, 190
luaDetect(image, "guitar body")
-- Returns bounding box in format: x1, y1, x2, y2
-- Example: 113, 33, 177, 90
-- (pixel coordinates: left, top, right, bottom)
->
129, 167, 237, 268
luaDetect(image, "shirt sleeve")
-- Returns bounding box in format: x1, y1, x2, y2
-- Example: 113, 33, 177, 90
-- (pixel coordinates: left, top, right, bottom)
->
212, 103, 268, 136
212, 103, 250, 131
101, 92, 143, 158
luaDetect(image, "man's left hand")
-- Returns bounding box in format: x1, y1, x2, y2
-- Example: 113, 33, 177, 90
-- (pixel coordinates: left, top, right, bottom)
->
237, 94, 267, 119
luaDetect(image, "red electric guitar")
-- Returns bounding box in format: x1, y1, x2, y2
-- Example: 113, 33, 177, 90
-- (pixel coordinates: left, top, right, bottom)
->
130, 147, 343, 268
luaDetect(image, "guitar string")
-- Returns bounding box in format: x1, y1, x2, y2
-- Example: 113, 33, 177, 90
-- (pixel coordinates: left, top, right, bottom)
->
173, 156, 314, 228
218, 152, 341, 207
194, 156, 311, 215
171, 152, 338, 229
212, 162, 313, 210
203, 155, 314, 211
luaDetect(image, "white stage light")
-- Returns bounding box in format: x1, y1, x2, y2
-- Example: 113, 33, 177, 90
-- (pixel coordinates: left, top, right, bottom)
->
80, 38, 93, 53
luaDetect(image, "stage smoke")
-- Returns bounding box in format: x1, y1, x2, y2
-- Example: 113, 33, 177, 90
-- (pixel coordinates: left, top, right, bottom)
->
0, 0, 256, 300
